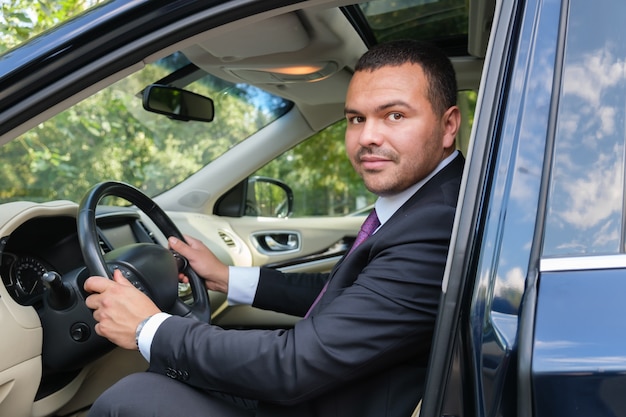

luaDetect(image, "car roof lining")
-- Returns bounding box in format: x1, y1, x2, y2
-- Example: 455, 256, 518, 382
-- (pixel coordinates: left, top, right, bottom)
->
179, 2, 486, 130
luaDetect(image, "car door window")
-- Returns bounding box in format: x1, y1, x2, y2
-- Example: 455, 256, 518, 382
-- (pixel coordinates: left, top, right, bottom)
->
543, 0, 626, 257
252, 119, 375, 217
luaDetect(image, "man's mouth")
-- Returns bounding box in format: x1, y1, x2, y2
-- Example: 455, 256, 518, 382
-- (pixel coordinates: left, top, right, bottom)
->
360, 155, 390, 170
358, 149, 395, 170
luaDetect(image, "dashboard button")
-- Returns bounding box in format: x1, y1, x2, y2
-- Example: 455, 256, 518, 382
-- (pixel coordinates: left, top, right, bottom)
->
70, 322, 91, 342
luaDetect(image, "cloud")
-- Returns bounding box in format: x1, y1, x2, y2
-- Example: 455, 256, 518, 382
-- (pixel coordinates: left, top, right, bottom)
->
550, 43, 626, 238
562, 47, 626, 107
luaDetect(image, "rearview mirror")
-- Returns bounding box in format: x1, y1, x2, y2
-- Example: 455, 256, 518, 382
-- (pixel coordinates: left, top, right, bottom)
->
142, 84, 214, 122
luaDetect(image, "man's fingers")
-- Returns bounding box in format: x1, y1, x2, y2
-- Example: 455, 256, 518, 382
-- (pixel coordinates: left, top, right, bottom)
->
168, 236, 184, 252
111, 268, 132, 286
184, 235, 202, 247
169, 236, 198, 261
171, 235, 203, 251
84, 275, 113, 294
84, 269, 131, 294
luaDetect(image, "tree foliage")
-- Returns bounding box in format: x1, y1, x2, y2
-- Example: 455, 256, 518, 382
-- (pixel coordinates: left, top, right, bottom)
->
0, 0, 102, 53
256, 120, 373, 216
0, 51, 288, 204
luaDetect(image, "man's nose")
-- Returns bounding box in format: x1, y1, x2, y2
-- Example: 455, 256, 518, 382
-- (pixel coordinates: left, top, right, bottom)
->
358, 120, 384, 147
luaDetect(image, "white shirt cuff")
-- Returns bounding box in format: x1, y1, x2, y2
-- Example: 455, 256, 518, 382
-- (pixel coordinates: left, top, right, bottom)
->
227, 266, 260, 305
137, 312, 171, 362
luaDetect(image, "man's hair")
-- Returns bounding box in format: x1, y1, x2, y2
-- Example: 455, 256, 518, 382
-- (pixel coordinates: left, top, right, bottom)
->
354, 40, 457, 116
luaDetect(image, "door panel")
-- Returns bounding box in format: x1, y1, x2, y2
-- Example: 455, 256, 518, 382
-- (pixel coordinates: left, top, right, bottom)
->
226, 215, 363, 268
213, 215, 363, 329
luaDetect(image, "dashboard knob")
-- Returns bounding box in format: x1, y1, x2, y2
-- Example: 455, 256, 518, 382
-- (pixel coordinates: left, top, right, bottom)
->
70, 322, 91, 342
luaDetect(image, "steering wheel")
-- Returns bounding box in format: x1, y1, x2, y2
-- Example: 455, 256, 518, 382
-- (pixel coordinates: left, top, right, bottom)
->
77, 181, 210, 323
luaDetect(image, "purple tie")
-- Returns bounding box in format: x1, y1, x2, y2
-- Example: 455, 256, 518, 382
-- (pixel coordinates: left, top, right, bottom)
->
304, 209, 380, 318
347, 209, 381, 255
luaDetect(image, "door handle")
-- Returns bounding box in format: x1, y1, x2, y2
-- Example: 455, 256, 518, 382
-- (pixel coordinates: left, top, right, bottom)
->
265, 234, 298, 251
252, 232, 300, 254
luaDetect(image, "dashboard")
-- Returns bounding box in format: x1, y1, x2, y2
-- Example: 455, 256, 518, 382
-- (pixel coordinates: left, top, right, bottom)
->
0, 205, 173, 400
0, 209, 158, 307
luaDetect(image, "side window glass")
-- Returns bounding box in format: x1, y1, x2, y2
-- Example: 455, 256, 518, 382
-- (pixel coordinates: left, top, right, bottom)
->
543, 0, 626, 257
457, 90, 477, 155
253, 120, 375, 217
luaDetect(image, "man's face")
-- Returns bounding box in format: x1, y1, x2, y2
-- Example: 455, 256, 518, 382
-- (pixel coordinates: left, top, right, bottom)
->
344, 63, 457, 196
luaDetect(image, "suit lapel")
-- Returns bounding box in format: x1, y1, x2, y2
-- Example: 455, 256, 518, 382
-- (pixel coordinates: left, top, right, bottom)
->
316, 153, 465, 307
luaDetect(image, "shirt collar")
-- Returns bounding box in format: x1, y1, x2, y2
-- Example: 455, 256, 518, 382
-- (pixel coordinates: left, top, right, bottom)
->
375, 150, 459, 227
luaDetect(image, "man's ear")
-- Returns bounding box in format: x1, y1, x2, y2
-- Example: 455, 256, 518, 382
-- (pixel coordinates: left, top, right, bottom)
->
441, 106, 461, 149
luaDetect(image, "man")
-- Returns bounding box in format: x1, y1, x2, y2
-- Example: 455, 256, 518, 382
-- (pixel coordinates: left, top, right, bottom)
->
85, 39, 464, 417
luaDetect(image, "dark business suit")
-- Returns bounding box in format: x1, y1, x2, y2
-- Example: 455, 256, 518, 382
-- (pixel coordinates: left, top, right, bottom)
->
91, 154, 463, 417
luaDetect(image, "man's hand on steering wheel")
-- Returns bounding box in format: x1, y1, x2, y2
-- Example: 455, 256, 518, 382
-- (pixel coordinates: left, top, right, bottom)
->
168, 235, 230, 294
84, 269, 161, 350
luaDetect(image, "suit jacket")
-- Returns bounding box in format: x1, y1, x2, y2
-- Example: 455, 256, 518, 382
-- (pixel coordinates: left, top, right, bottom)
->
148, 154, 464, 417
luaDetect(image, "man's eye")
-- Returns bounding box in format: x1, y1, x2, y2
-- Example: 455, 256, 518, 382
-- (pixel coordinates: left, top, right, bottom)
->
348, 116, 365, 124
387, 113, 403, 121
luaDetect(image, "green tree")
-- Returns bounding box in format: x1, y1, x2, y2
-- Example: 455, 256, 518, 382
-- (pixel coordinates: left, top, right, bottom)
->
0, 54, 282, 203
0, 0, 102, 53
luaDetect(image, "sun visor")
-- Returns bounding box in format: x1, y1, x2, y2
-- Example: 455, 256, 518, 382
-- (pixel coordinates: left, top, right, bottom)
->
197, 13, 309, 60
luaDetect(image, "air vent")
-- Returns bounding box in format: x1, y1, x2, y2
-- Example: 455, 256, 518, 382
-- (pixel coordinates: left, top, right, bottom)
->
98, 237, 112, 254
137, 220, 159, 244
218, 231, 236, 248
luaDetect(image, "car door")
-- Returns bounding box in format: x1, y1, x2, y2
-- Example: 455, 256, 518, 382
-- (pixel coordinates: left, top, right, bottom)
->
530, 0, 626, 415
425, 0, 626, 416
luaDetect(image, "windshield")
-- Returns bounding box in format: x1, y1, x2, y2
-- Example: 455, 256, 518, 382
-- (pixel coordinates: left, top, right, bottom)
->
0, 53, 291, 203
